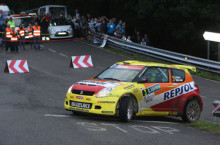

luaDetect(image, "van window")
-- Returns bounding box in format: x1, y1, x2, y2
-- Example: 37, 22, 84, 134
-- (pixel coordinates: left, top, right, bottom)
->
171, 69, 185, 83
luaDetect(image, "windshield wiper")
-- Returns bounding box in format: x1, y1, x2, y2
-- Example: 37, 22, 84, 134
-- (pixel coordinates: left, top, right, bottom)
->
103, 78, 120, 81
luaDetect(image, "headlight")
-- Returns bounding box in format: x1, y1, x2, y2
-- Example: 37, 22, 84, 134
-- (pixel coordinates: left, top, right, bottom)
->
67, 85, 74, 93
96, 87, 115, 98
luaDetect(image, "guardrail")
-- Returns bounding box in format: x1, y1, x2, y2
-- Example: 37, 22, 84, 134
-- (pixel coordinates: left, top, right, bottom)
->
89, 33, 220, 74
213, 100, 220, 117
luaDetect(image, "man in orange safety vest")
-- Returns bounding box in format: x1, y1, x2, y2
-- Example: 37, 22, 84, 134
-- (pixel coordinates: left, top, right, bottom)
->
10, 27, 18, 52
33, 22, 41, 50
17, 24, 26, 50
5, 24, 12, 52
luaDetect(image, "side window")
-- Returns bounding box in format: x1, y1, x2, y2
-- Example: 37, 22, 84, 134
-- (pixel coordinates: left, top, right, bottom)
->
171, 69, 185, 83
142, 67, 169, 83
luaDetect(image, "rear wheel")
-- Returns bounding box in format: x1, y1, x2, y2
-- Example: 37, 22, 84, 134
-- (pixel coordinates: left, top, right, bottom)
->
119, 96, 134, 122
181, 99, 201, 123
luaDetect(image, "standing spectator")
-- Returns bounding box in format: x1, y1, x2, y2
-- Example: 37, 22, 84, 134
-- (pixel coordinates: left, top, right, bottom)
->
28, 24, 34, 49
88, 18, 95, 32
17, 24, 26, 50
0, 20, 7, 46
114, 30, 120, 38
140, 38, 146, 45
7, 17, 15, 28
41, 16, 49, 38
134, 31, 141, 43
81, 25, 89, 38
107, 19, 115, 36
10, 27, 18, 52
144, 34, 150, 46
75, 9, 80, 19
126, 36, 132, 42
81, 15, 87, 26
122, 22, 126, 37
95, 18, 102, 33
5, 24, 11, 52
33, 22, 41, 50
101, 20, 107, 34
116, 20, 123, 38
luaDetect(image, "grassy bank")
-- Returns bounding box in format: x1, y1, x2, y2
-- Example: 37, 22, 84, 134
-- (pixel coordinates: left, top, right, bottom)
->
189, 121, 220, 135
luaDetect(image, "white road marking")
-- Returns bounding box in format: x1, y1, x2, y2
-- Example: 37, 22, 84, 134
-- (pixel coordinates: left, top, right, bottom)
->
40, 45, 45, 48
101, 123, 128, 133
151, 126, 180, 134
130, 125, 159, 134
77, 122, 106, 132
49, 49, 56, 53
44, 114, 72, 118
59, 53, 68, 57
95, 66, 105, 70
134, 120, 179, 125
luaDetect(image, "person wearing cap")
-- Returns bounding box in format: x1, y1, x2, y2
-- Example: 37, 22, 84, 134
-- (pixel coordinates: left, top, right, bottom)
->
10, 27, 18, 52
7, 17, 15, 28
33, 22, 41, 49
17, 24, 26, 50
5, 24, 12, 52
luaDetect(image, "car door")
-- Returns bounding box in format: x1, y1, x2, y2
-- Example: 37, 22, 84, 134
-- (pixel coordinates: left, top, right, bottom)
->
138, 67, 175, 112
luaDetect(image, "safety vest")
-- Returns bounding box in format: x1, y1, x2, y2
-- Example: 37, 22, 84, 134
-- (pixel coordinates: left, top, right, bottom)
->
5, 28, 12, 38
10, 31, 18, 42
33, 26, 41, 37
17, 28, 25, 38
28, 28, 33, 38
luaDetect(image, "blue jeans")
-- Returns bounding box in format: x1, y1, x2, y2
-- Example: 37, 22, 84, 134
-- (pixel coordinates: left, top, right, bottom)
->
34, 37, 40, 49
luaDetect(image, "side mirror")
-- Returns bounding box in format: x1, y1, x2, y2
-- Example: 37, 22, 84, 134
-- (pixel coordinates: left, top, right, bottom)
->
138, 76, 148, 83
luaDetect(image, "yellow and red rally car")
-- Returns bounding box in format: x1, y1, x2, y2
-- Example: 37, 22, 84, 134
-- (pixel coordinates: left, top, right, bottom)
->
64, 60, 203, 122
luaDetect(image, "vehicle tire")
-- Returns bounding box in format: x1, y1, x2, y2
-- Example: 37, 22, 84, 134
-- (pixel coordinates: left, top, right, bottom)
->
181, 99, 201, 123
119, 96, 134, 122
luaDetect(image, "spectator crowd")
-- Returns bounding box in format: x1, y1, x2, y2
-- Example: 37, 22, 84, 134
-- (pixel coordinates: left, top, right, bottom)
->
0, 8, 150, 53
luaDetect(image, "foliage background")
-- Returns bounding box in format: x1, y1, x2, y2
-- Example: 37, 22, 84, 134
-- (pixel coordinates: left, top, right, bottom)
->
3, 0, 220, 60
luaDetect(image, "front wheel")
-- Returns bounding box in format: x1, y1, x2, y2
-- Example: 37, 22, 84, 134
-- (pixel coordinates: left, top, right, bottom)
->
119, 96, 134, 122
181, 99, 201, 123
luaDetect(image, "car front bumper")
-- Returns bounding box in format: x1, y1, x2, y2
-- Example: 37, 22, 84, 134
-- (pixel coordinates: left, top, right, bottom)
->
64, 93, 119, 115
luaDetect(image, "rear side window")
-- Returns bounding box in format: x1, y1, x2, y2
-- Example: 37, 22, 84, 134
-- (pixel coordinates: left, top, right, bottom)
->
171, 69, 185, 83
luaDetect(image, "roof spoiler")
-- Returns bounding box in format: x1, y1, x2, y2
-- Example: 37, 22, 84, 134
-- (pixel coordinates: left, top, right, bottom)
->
172, 65, 196, 72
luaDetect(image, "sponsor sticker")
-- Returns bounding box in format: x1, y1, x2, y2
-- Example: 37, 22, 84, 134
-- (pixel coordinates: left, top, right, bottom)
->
124, 84, 135, 90
115, 64, 144, 70
97, 101, 115, 104
109, 94, 119, 97
142, 84, 161, 103
101, 111, 113, 113
71, 101, 92, 109
164, 83, 194, 101
76, 96, 84, 100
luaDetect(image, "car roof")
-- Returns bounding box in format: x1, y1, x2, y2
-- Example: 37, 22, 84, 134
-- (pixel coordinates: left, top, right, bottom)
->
117, 60, 196, 72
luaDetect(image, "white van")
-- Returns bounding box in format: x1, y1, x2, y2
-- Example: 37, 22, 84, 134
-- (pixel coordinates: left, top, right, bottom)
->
37, 5, 67, 18
0, 4, 14, 17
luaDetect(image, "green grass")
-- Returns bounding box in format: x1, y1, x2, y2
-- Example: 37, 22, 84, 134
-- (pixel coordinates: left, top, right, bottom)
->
78, 39, 220, 82
189, 121, 220, 135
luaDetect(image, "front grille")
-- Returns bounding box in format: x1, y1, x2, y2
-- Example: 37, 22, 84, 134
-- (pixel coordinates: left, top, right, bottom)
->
72, 89, 95, 96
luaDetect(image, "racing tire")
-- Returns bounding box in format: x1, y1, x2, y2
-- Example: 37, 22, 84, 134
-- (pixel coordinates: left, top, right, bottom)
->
119, 96, 134, 122
181, 99, 201, 123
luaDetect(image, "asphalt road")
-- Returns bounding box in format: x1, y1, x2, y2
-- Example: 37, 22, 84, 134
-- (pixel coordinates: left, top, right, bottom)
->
0, 40, 220, 145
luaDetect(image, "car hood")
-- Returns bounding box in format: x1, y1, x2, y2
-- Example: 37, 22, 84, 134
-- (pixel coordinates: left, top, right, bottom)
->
72, 79, 126, 94
48, 25, 71, 31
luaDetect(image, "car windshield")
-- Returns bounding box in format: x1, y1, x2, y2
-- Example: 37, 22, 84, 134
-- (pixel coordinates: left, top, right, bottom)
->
14, 17, 32, 28
96, 64, 145, 82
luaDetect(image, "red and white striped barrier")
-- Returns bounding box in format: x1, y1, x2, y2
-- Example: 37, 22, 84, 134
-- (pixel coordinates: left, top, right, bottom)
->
4, 60, 29, 73
70, 55, 93, 68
